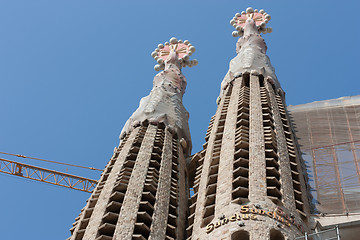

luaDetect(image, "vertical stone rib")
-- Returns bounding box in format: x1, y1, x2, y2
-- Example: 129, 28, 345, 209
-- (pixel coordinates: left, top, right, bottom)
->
186, 150, 205, 239
287, 109, 312, 220
215, 79, 241, 214
277, 94, 311, 221
69, 136, 126, 239
148, 129, 172, 240
78, 127, 140, 240
249, 74, 267, 201
114, 124, 158, 240
265, 81, 297, 212
177, 141, 188, 240
192, 90, 224, 231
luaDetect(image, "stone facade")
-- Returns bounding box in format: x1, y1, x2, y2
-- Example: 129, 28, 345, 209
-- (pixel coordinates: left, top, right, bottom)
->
187, 74, 311, 240
70, 123, 189, 240
68, 39, 194, 240
186, 9, 311, 240
68, 9, 312, 240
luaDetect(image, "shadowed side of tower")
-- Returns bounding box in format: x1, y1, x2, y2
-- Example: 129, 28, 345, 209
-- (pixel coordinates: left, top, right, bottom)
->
187, 8, 311, 240
69, 37, 197, 240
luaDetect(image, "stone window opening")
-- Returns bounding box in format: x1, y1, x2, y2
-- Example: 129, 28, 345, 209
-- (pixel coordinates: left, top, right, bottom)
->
270, 229, 285, 240
231, 229, 250, 240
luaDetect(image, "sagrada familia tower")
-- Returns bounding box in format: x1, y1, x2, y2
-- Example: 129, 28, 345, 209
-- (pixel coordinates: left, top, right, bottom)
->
69, 7, 311, 240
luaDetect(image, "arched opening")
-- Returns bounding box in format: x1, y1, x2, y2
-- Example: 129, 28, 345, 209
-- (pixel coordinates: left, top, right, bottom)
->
231, 230, 249, 240
270, 229, 285, 240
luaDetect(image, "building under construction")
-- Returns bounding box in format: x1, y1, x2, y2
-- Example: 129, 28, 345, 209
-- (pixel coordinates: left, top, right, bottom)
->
288, 95, 360, 239
1, 6, 360, 240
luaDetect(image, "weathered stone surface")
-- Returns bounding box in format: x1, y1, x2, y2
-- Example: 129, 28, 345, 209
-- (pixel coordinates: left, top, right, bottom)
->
218, 17, 281, 103
189, 11, 311, 240
70, 45, 192, 240
121, 51, 192, 155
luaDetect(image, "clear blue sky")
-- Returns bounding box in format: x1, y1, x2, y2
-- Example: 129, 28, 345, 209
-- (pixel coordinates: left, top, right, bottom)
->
0, 1, 359, 239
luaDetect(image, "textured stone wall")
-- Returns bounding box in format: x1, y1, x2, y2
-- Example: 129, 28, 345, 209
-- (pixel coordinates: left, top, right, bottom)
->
69, 122, 189, 240
69, 42, 192, 240
188, 13, 311, 240
188, 73, 310, 240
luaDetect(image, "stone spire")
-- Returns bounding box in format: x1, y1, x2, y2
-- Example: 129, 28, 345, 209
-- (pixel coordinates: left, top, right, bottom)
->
218, 7, 281, 104
187, 8, 311, 240
120, 37, 197, 155
69, 37, 196, 240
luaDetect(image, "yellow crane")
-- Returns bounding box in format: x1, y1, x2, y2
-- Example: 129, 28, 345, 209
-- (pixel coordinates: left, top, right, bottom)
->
0, 151, 100, 193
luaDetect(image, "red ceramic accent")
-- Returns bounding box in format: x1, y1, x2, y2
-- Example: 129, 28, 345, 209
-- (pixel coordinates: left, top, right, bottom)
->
236, 12, 265, 27
158, 43, 189, 60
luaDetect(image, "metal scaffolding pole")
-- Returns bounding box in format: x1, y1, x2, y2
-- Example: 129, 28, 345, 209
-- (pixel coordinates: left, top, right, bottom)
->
327, 110, 346, 213
344, 107, 360, 185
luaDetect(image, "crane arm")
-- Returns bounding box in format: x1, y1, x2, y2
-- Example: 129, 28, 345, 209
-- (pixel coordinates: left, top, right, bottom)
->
0, 157, 97, 193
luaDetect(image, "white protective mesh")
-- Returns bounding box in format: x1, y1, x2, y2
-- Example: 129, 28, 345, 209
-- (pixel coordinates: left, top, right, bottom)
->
288, 95, 360, 215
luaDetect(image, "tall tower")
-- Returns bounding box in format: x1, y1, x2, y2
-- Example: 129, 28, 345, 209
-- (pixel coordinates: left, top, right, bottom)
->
69, 37, 197, 240
187, 8, 311, 240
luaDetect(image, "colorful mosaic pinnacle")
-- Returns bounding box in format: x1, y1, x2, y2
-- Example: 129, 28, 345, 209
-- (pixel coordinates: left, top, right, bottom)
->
151, 37, 198, 71
230, 7, 272, 37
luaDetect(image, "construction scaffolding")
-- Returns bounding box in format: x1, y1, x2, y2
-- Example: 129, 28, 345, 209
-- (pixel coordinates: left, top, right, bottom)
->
288, 95, 360, 215
295, 225, 340, 240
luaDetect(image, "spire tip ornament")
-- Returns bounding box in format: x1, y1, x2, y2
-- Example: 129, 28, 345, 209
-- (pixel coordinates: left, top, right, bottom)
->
230, 7, 272, 36
152, 37, 198, 71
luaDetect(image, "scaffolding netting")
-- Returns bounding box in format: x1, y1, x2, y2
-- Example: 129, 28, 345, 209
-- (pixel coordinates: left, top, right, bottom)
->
288, 95, 360, 215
